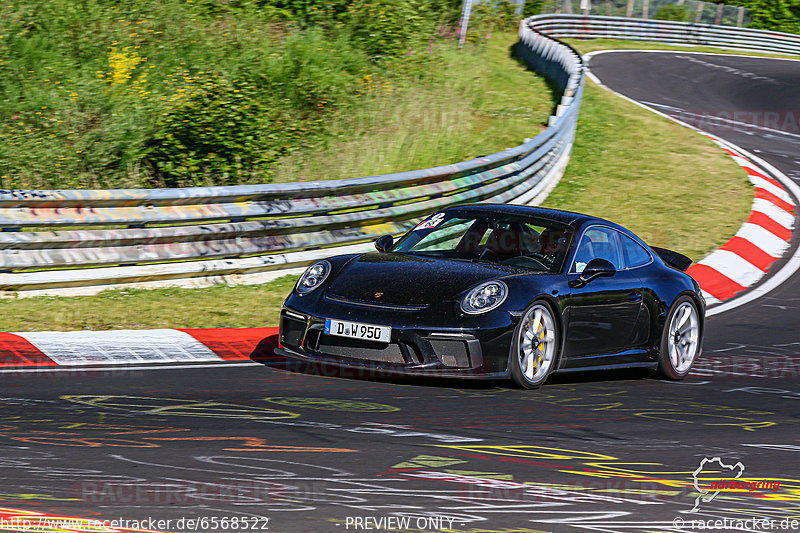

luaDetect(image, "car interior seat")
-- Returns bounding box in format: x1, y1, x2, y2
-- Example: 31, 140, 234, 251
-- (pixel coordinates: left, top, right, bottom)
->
539, 228, 569, 254
485, 226, 526, 258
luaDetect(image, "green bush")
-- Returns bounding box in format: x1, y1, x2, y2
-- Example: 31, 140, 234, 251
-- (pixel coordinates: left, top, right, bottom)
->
141, 29, 371, 186
523, 0, 545, 18
0, 0, 466, 189
654, 5, 691, 22
259, 0, 353, 26
143, 75, 278, 186
267, 29, 368, 112
343, 0, 444, 58
470, 0, 520, 39
725, 0, 800, 33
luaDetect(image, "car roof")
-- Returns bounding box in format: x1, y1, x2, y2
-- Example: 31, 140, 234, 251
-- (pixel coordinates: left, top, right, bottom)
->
444, 204, 600, 227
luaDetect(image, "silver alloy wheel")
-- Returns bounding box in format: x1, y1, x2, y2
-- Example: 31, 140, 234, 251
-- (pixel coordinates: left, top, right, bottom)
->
667, 301, 699, 374
518, 303, 556, 383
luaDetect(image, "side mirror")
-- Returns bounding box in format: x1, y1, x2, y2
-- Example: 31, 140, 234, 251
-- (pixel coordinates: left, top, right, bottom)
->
374, 234, 394, 253
570, 258, 616, 288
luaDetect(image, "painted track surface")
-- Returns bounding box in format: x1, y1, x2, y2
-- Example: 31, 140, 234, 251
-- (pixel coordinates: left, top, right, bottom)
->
1, 52, 800, 533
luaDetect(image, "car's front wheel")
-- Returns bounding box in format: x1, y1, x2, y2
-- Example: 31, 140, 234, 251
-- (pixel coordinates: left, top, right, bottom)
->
509, 301, 560, 389
657, 295, 701, 380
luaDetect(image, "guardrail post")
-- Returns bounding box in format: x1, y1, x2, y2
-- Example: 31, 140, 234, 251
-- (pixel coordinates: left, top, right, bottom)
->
642, 0, 649, 19
715, 3, 724, 25
563, 0, 573, 14
458, 0, 472, 48
581, 0, 591, 16
694, 2, 704, 22
737, 6, 744, 26
626, 0, 635, 18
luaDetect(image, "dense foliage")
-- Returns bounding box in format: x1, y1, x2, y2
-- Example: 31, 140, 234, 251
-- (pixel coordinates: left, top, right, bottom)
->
653, 5, 691, 22
725, 0, 800, 33
0, 0, 520, 189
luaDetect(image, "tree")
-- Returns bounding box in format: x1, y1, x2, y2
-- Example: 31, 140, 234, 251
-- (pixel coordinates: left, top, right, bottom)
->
654, 4, 690, 21
724, 0, 800, 33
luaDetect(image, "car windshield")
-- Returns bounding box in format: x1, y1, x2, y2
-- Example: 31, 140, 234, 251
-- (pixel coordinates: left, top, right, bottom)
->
392, 211, 575, 273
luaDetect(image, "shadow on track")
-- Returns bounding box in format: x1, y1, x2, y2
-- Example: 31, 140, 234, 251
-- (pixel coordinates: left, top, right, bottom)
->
249, 334, 655, 390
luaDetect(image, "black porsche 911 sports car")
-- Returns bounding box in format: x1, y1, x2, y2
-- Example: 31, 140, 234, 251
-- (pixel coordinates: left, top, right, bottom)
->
276, 204, 704, 388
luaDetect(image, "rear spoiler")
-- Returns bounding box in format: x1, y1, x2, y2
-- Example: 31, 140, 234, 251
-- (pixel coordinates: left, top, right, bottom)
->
652, 247, 692, 272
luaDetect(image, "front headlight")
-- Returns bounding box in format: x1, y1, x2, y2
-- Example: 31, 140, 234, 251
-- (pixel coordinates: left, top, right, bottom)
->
296, 260, 331, 295
460, 280, 508, 314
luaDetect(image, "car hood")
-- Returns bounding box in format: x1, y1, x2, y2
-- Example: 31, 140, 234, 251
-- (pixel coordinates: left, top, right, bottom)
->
325, 252, 525, 307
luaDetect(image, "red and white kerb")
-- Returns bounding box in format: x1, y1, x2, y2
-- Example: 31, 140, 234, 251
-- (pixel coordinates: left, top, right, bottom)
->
687, 134, 795, 304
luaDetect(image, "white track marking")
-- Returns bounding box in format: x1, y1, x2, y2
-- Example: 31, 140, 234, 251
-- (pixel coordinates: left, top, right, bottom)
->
0, 361, 260, 374
695, 250, 765, 287
752, 198, 794, 229
701, 290, 722, 305
735, 223, 791, 256
751, 176, 795, 203
16, 329, 222, 366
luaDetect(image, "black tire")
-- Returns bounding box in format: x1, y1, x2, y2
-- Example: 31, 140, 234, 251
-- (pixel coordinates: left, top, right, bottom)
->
509, 300, 560, 389
657, 295, 701, 380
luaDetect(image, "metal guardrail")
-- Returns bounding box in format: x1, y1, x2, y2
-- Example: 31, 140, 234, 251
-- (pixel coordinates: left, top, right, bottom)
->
540, 0, 751, 28
528, 14, 800, 55
0, 23, 585, 296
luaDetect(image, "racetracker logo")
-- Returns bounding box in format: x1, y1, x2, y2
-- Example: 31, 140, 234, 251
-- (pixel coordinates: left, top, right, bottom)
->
690, 456, 781, 512
709, 479, 780, 492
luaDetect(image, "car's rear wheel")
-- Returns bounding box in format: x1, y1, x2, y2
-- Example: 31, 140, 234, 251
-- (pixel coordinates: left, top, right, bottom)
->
509, 301, 559, 389
658, 296, 700, 380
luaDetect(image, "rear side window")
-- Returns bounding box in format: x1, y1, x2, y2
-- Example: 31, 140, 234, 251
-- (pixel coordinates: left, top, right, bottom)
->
620, 234, 651, 268
572, 227, 622, 273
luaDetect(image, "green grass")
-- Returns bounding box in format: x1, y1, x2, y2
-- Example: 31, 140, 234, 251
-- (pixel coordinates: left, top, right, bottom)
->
274, 33, 556, 181
0, 38, 758, 331
542, 79, 752, 260
0, 278, 298, 332
544, 38, 760, 259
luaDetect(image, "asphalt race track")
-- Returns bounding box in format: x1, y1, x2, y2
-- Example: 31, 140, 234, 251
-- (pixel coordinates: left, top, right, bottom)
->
2, 52, 800, 533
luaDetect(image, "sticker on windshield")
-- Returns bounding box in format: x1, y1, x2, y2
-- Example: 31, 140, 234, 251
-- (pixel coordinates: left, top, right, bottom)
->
414, 213, 446, 231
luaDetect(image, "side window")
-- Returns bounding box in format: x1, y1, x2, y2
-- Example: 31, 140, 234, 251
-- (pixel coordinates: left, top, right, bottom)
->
572, 227, 622, 273
620, 233, 651, 268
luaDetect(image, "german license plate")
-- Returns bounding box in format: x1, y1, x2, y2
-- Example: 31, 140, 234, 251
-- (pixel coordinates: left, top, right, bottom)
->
324, 318, 391, 343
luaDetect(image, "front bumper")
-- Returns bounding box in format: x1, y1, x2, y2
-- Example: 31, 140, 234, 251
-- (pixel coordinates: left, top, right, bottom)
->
277, 307, 512, 379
